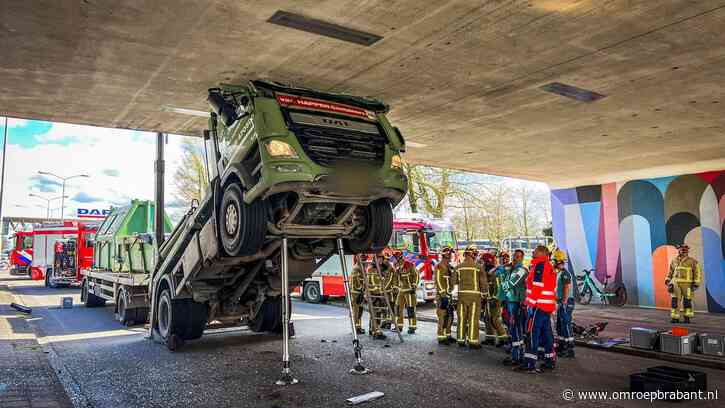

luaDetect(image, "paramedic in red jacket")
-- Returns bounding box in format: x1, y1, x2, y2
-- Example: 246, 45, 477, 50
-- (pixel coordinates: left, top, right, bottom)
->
518, 246, 557, 373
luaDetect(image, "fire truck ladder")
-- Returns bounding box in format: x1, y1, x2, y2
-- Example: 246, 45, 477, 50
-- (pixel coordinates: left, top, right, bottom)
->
371, 255, 403, 344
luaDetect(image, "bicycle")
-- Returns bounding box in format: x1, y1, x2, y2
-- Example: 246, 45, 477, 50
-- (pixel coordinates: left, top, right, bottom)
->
576, 269, 627, 307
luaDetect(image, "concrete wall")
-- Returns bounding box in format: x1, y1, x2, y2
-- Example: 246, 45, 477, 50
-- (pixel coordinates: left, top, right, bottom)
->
551, 171, 725, 313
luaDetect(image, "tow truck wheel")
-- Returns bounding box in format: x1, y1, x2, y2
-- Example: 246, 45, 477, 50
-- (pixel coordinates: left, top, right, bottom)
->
83, 280, 106, 308
157, 289, 178, 349
348, 199, 394, 253
219, 183, 266, 257
303, 282, 321, 304
157, 289, 207, 348
117, 288, 133, 326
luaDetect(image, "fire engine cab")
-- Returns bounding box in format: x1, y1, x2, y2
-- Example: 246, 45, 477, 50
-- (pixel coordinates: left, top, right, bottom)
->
9, 231, 34, 277
389, 216, 458, 301
298, 215, 458, 303
30, 221, 97, 287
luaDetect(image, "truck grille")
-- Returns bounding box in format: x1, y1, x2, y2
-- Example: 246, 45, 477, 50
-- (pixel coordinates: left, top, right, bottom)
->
285, 111, 387, 167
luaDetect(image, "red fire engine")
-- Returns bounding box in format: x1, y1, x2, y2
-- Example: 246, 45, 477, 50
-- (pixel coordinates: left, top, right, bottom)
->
30, 221, 98, 287
298, 216, 458, 303
9, 231, 34, 277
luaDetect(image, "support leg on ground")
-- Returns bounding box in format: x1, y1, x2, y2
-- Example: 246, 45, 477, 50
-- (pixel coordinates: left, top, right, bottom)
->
337, 238, 371, 375
276, 237, 299, 386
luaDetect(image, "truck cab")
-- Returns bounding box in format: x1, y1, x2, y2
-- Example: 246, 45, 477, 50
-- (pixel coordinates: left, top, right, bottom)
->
9, 231, 33, 277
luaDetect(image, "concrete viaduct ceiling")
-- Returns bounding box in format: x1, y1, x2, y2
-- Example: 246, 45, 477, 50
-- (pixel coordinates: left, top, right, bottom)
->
2, 1, 725, 187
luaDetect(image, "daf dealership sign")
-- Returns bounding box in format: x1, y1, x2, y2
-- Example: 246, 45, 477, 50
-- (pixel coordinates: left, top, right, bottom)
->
77, 208, 111, 219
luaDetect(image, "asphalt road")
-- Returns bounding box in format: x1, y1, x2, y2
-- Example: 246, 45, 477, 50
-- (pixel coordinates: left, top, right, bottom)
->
4, 276, 723, 408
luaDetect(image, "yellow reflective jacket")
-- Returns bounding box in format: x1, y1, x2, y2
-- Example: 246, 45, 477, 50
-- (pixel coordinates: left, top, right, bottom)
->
454, 259, 488, 297
667, 256, 702, 285
395, 260, 419, 293
350, 265, 365, 293
435, 261, 453, 297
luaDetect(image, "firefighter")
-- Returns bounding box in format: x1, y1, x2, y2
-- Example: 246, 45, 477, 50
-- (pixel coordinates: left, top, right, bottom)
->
435, 246, 455, 344
393, 249, 419, 334
380, 250, 397, 329
453, 245, 487, 348
553, 250, 575, 358
517, 246, 557, 373
365, 259, 388, 340
500, 249, 528, 366
482, 252, 507, 345
666, 244, 702, 324
350, 254, 367, 335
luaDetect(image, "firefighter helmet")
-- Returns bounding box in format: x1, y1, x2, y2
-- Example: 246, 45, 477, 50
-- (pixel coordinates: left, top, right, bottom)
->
481, 252, 496, 265
463, 245, 478, 258
552, 248, 568, 265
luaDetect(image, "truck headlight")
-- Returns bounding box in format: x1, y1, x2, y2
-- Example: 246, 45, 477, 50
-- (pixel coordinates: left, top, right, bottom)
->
266, 140, 298, 158
390, 154, 403, 169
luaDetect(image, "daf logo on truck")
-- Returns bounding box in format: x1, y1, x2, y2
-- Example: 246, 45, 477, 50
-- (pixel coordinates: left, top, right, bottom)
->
77, 208, 111, 219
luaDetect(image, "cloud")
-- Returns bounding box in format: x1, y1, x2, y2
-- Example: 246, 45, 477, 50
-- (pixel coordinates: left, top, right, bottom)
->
29, 175, 62, 193
101, 168, 121, 177
72, 192, 104, 203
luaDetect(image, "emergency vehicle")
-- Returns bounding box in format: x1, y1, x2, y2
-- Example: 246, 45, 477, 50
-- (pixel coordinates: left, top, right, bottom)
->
9, 231, 34, 277
298, 216, 458, 303
30, 221, 98, 287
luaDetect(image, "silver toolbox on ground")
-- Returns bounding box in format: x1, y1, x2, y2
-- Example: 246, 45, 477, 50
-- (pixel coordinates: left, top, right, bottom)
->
660, 332, 697, 355
699, 333, 725, 356
630, 327, 659, 350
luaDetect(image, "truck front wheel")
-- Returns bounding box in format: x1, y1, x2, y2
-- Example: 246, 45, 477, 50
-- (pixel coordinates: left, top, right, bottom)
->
219, 183, 266, 257
82, 280, 106, 308
303, 282, 321, 304
348, 200, 393, 253
157, 289, 208, 350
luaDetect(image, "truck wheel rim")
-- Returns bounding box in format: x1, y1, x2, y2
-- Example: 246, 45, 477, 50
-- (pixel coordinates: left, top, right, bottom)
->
225, 204, 238, 236
159, 298, 170, 338
308, 285, 319, 300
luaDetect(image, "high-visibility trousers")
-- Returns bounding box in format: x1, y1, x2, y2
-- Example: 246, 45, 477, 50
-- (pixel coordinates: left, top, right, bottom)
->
556, 299, 575, 351
524, 309, 554, 369
671, 283, 695, 319
457, 294, 481, 345
506, 301, 527, 363
396, 290, 417, 330
436, 296, 453, 340
351, 291, 364, 329
485, 298, 507, 339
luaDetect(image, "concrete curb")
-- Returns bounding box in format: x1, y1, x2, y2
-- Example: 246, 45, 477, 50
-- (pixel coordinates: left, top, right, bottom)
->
314, 299, 725, 371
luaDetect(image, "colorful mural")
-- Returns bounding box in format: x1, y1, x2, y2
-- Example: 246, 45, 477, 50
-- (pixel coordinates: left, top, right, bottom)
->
551, 171, 725, 313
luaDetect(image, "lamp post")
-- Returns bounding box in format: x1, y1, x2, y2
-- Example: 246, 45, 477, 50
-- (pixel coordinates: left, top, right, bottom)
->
29, 193, 67, 221
37, 171, 89, 224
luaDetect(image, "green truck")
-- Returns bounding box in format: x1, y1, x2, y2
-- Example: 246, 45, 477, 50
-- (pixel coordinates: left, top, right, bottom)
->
85, 81, 407, 380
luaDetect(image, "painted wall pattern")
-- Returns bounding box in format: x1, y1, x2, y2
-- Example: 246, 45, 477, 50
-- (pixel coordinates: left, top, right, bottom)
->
551, 171, 725, 313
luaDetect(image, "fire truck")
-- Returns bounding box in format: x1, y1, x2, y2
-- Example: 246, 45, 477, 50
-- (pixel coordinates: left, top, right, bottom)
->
9, 231, 34, 277
30, 221, 98, 287
299, 216, 458, 303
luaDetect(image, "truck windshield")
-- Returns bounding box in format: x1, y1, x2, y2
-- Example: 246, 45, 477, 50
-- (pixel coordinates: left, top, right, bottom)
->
428, 230, 456, 252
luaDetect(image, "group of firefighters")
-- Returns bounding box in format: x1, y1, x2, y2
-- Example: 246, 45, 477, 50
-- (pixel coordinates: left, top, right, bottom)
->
349, 244, 576, 374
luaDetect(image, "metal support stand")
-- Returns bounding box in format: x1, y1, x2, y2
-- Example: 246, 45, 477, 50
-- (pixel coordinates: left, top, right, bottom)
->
373, 255, 403, 344
276, 237, 299, 386
337, 238, 370, 375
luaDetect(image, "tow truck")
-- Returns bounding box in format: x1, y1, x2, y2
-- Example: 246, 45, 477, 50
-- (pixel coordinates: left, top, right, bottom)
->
8, 231, 33, 277
82, 80, 407, 382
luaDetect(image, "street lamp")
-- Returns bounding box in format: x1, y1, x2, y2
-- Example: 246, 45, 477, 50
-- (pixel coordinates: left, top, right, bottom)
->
37, 171, 90, 224
29, 193, 67, 221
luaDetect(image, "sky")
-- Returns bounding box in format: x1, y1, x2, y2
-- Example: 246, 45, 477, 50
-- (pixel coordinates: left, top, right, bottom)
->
0, 117, 199, 224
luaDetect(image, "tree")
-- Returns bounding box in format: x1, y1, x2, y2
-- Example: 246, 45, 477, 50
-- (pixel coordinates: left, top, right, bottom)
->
174, 138, 208, 204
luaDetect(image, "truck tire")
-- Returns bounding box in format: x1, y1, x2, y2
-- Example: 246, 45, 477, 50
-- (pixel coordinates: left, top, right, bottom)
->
219, 183, 266, 257
44, 269, 51, 288
157, 289, 208, 349
348, 199, 393, 253
82, 280, 106, 308
303, 282, 321, 304
249, 297, 282, 333
117, 288, 135, 326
